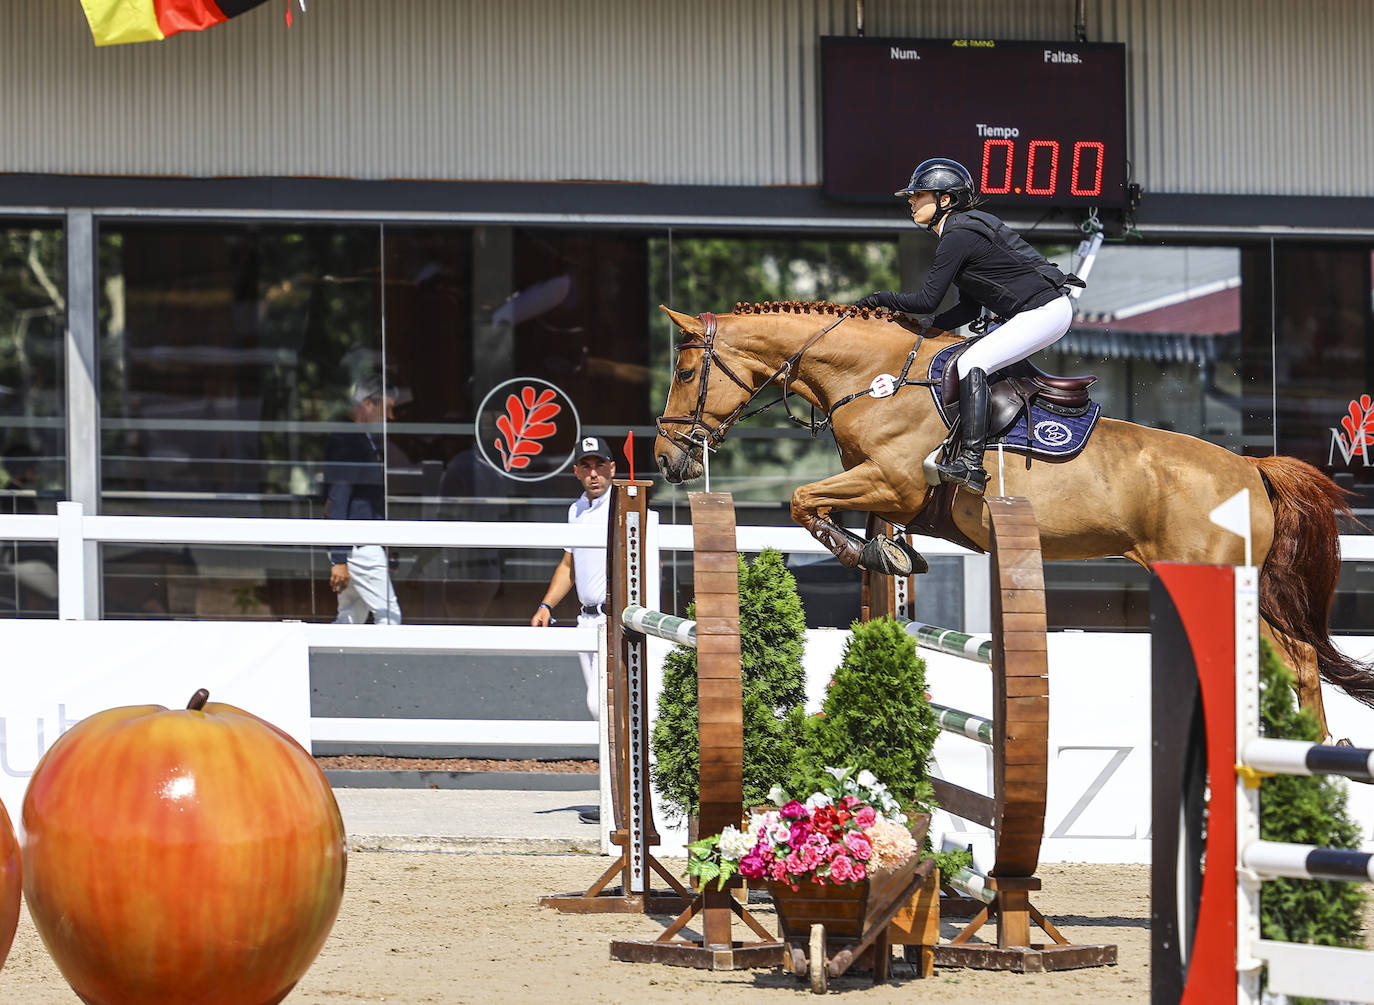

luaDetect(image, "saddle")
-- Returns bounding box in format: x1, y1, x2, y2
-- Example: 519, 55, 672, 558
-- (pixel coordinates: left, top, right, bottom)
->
939, 341, 1097, 437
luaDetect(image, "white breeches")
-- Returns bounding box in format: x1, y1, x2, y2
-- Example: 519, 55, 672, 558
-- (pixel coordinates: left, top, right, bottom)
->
576, 611, 602, 720
956, 295, 1074, 377
334, 545, 402, 625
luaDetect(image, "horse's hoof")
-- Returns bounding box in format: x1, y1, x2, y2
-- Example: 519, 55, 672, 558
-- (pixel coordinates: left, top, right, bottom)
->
859, 536, 926, 577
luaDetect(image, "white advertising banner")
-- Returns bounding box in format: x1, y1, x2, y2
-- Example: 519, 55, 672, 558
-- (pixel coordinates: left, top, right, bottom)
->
0, 620, 311, 838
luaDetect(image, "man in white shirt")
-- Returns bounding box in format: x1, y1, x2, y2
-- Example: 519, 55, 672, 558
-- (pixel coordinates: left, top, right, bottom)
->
530, 435, 616, 725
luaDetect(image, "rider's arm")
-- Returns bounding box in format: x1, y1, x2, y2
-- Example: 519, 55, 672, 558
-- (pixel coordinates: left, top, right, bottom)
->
860, 229, 976, 315
932, 297, 981, 331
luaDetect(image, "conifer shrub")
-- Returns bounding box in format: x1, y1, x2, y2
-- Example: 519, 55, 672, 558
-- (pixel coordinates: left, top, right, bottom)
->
795, 616, 969, 875
795, 616, 939, 808
1257, 638, 1367, 953
650, 548, 807, 820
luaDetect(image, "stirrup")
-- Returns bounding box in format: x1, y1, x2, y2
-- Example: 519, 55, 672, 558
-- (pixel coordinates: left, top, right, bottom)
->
935, 457, 988, 495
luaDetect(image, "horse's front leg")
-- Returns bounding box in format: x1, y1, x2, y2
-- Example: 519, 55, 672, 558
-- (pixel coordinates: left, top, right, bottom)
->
790, 465, 921, 574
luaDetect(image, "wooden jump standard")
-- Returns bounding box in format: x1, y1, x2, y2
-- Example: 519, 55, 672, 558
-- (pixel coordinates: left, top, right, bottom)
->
607, 489, 783, 969
542, 479, 690, 916
863, 498, 1117, 973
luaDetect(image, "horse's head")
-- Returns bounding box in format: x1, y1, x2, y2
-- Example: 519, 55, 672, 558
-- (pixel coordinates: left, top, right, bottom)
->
653, 306, 760, 483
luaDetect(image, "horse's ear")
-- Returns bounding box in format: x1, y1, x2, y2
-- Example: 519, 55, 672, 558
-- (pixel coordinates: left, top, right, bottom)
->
659, 306, 704, 335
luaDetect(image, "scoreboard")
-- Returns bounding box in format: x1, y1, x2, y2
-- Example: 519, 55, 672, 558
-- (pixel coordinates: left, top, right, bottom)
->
821, 37, 1129, 208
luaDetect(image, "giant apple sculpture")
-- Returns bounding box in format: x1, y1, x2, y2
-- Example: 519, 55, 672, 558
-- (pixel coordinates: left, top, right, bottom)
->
22, 689, 347, 1005
0, 796, 19, 971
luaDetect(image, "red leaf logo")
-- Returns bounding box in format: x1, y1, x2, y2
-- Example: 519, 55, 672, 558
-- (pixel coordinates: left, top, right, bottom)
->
493, 385, 562, 472
1339, 394, 1374, 449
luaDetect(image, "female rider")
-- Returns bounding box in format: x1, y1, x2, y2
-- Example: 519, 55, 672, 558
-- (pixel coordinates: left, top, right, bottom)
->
856, 158, 1082, 495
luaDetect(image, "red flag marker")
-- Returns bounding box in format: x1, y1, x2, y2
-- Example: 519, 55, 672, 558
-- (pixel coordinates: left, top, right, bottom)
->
623, 430, 635, 483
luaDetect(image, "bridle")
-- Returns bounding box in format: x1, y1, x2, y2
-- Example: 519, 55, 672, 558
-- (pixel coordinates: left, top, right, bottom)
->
655, 309, 857, 458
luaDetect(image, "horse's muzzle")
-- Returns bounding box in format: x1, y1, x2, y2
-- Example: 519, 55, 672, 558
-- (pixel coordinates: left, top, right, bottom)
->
655, 446, 703, 484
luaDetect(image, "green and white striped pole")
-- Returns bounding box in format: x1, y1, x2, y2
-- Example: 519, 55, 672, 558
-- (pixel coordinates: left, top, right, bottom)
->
930, 702, 994, 745
946, 867, 996, 905
898, 619, 993, 664
621, 604, 697, 648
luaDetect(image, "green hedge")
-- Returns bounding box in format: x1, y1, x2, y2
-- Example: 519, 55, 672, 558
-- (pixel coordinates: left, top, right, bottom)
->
650, 548, 807, 819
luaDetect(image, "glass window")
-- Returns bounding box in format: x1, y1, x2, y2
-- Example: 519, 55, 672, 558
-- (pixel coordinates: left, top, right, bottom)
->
0, 220, 65, 618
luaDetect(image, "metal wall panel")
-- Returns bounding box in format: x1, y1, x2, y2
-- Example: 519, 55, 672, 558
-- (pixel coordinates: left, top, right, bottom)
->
1, 0, 1369, 197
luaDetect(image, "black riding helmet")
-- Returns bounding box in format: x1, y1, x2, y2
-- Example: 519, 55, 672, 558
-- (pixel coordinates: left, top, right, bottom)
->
895, 158, 976, 230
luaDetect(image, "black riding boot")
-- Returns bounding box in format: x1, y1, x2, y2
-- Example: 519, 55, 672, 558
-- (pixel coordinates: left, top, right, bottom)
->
936, 367, 990, 494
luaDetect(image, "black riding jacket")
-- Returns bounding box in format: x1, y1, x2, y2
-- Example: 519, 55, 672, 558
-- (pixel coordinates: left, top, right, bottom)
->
869, 210, 1077, 329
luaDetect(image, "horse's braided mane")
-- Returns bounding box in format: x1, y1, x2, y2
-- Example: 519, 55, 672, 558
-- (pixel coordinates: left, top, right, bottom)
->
731, 299, 906, 323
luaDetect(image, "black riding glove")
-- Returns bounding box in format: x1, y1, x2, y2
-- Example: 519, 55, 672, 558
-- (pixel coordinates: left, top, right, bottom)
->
855, 292, 889, 309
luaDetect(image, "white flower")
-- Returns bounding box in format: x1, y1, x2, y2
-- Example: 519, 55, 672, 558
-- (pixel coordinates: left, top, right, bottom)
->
767, 784, 789, 806
747, 813, 769, 843
823, 766, 849, 781
856, 769, 879, 789
805, 792, 833, 810
717, 825, 755, 861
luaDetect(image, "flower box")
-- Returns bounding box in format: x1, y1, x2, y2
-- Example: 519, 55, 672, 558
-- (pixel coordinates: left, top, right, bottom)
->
770, 814, 934, 989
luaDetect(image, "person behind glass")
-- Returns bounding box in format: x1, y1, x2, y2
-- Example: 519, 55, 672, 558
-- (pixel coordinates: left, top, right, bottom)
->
325, 376, 402, 625
530, 435, 616, 723
856, 158, 1084, 495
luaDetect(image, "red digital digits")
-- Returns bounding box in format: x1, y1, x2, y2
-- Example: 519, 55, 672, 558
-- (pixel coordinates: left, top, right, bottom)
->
979, 138, 1106, 198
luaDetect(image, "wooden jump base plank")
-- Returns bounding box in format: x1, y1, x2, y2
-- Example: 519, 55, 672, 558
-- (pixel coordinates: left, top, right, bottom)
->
542, 480, 691, 917
610, 490, 782, 970
864, 498, 1116, 972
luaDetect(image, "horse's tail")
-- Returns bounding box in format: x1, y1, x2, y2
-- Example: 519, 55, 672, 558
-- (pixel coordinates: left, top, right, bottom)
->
1248, 454, 1374, 708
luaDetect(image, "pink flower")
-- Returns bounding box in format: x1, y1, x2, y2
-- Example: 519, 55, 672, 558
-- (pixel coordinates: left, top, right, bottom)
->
769, 858, 790, 882
854, 806, 877, 828
780, 800, 808, 820
829, 854, 856, 883
789, 822, 810, 847
797, 844, 822, 871
841, 795, 860, 809
843, 831, 873, 860
739, 847, 768, 878
851, 859, 867, 880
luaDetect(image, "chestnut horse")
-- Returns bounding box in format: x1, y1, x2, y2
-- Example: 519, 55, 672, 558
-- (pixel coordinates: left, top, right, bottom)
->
653, 301, 1371, 739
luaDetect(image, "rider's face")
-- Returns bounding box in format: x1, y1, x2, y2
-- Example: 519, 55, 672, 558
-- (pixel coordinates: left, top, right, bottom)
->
908, 191, 942, 226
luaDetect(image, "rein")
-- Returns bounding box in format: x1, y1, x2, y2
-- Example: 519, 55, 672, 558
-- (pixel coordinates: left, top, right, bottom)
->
655, 309, 937, 455
656, 309, 856, 453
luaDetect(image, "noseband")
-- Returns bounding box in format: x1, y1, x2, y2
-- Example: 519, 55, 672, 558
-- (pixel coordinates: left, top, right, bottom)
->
655, 309, 855, 458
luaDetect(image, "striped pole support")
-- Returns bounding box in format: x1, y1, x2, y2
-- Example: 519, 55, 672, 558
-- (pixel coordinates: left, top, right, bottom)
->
898, 618, 993, 664
620, 604, 697, 648
930, 701, 994, 745
1242, 738, 1374, 782
945, 867, 996, 905
1242, 841, 1374, 883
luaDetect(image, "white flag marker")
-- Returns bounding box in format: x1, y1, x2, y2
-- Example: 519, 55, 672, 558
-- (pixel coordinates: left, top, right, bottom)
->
1208, 487, 1252, 567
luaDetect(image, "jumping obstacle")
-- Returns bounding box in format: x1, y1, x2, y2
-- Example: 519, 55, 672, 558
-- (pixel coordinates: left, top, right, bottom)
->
541, 479, 691, 916
863, 499, 1117, 973
1151, 564, 1374, 1005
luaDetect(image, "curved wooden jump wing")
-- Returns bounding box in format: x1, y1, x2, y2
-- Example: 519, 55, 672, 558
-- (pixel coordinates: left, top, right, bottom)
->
987, 497, 1049, 878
